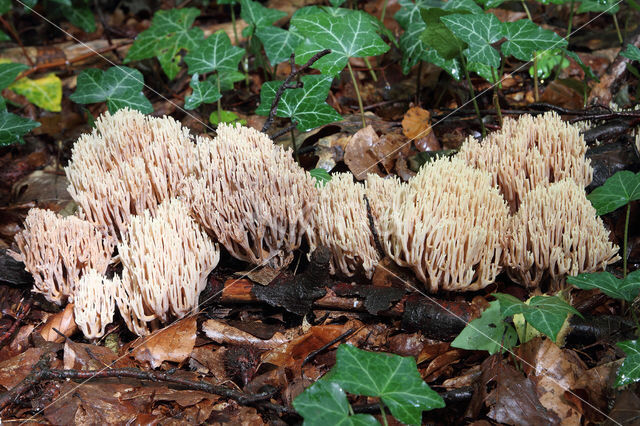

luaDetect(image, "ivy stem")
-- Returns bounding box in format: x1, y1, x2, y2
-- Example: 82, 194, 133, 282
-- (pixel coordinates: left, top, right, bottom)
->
491, 67, 502, 126
363, 57, 378, 82
624, 202, 630, 278
613, 13, 623, 45
379, 401, 389, 426
380, 0, 389, 22
230, 5, 238, 45
347, 61, 367, 128
290, 122, 299, 164
416, 60, 423, 105
567, 0, 575, 39
533, 53, 539, 102
521, 0, 532, 20
461, 55, 485, 137
217, 73, 222, 125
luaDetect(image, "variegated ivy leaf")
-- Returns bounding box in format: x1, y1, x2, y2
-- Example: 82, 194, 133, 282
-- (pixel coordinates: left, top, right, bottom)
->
578, 0, 619, 14
256, 75, 342, 132
59, 3, 96, 33
501, 19, 567, 62
184, 30, 245, 75
184, 74, 221, 110
0, 31, 9, 41
125, 8, 203, 80
0, 62, 28, 90
441, 13, 504, 69
622, 44, 640, 62
0, 110, 40, 146
255, 26, 303, 66
240, 0, 286, 38
442, 0, 483, 13
70, 66, 152, 114
10, 73, 62, 112
395, 0, 444, 29
292, 11, 389, 76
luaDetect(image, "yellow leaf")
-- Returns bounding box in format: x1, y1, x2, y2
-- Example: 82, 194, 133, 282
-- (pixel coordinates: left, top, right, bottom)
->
9, 73, 62, 112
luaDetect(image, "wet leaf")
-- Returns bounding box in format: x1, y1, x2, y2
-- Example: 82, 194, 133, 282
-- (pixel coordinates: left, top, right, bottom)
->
293, 378, 379, 426
331, 344, 445, 425
60, 3, 96, 33
184, 73, 221, 110
125, 8, 204, 79
568, 270, 640, 302
441, 13, 504, 68
292, 11, 389, 76
70, 66, 152, 113
587, 170, 640, 215
309, 168, 331, 187
131, 317, 197, 368
256, 74, 341, 131
616, 340, 640, 387
9, 73, 62, 112
451, 300, 517, 354
255, 26, 303, 66
501, 19, 567, 62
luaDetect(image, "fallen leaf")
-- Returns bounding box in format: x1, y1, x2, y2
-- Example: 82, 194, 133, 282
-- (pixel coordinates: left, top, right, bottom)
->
40, 303, 77, 343
202, 319, 288, 349
0, 347, 44, 389
344, 126, 409, 180
402, 106, 432, 140
131, 317, 197, 368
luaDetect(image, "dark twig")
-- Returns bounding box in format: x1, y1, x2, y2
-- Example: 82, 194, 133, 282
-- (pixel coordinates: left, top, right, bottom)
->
302, 327, 357, 368
0, 354, 285, 413
261, 49, 331, 134
0, 299, 31, 350
364, 194, 385, 259
0, 15, 34, 66
269, 123, 297, 140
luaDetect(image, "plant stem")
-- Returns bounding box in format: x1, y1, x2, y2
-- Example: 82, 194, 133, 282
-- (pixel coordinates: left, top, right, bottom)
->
461, 55, 485, 137
624, 202, 630, 278
380, 0, 389, 22
521, 0, 532, 20
217, 73, 222, 125
492, 67, 503, 126
347, 61, 367, 128
416, 60, 423, 105
613, 13, 623, 45
363, 57, 378, 82
379, 401, 389, 426
533, 53, 539, 102
230, 4, 238, 45
290, 123, 299, 164
567, 0, 575, 40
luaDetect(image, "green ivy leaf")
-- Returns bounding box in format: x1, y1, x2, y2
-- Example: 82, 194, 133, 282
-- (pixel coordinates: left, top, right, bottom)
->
563, 49, 599, 81
451, 300, 518, 355
441, 13, 504, 69
616, 340, 640, 387
568, 271, 640, 303
0, 63, 29, 90
577, 0, 619, 14
209, 110, 246, 126
292, 11, 389, 76
309, 168, 332, 187
184, 30, 245, 75
184, 73, 221, 110
9, 73, 62, 112
395, 0, 444, 29
256, 74, 342, 132
492, 293, 527, 317
0, 30, 9, 41
442, 0, 483, 13
622, 44, 640, 62
125, 8, 203, 80
419, 9, 468, 61
331, 344, 445, 425
0, 110, 40, 146
255, 26, 303, 66
587, 170, 640, 215
524, 296, 579, 342
239, 0, 286, 38
70, 66, 152, 114
329, 0, 346, 7
0, 0, 11, 14
60, 3, 96, 33
293, 378, 379, 426
213, 70, 245, 92
501, 19, 567, 62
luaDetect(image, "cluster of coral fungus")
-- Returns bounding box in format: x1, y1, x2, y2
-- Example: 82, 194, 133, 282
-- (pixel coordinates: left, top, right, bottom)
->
14, 109, 620, 338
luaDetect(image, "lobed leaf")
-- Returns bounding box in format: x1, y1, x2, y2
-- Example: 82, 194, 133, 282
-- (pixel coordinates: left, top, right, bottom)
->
501, 19, 567, 62
451, 300, 518, 355
616, 340, 640, 387
0, 110, 40, 146
568, 271, 640, 302
622, 44, 640, 62
184, 30, 245, 75
240, 0, 286, 37
441, 13, 504, 69
587, 170, 640, 215
0, 62, 29, 91
9, 73, 62, 112
184, 73, 221, 110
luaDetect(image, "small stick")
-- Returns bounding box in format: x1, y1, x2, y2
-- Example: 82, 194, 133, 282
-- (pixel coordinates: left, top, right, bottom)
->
261, 49, 331, 134
364, 194, 385, 259
0, 300, 31, 350
302, 328, 357, 368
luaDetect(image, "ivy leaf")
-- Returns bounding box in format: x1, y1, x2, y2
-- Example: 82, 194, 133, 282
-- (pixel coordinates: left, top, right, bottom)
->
331, 344, 445, 425
563, 49, 599, 81
0, 63, 29, 90
212, 71, 245, 92
292, 11, 389, 76
293, 378, 379, 426
395, 0, 444, 29
60, 3, 96, 33
587, 170, 640, 215
577, 0, 619, 14
0, 0, 11, 14
329, 0, 346, 6
9, 73, 62, 112
568, 271, 640, 302
209, 110, 246, 126
0, 30, 9, 41
442, 0, 483, 13
184, 30, 244, 75
420, 9, 468, 61
622, 44, 640, 62
0, 110, 40, 146
184, 74, 221, 110
616, 340, 640, 387
492, 293, 527, 317
256, 75, 342, 132
239, 0, 286, 38
524, 296, 579, 342
70, 66, 152, 114
125, 8, 203, 80
309, 168, 332, 187
255, 26, 303, 66
441, 13, 504, 69
451, 300, 518, 354
501, 19, 567, 62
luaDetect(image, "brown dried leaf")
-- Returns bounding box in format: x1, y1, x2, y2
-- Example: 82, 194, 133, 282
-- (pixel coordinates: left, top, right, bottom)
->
130, 317, 197, 368
202, 319, 288, 349
402, 106, 432, 140
40, 303, 77, 343
0, 347, 44, 389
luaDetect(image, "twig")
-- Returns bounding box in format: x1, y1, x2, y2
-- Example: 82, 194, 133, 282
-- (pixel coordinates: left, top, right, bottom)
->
302, 328, 357, 368
0, 354, 287, 413
0, 299, 31, 350
269, 123, 297, 140
0, 15, 34, 66
364, 194, 385, 259
261, 49, 331, 134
